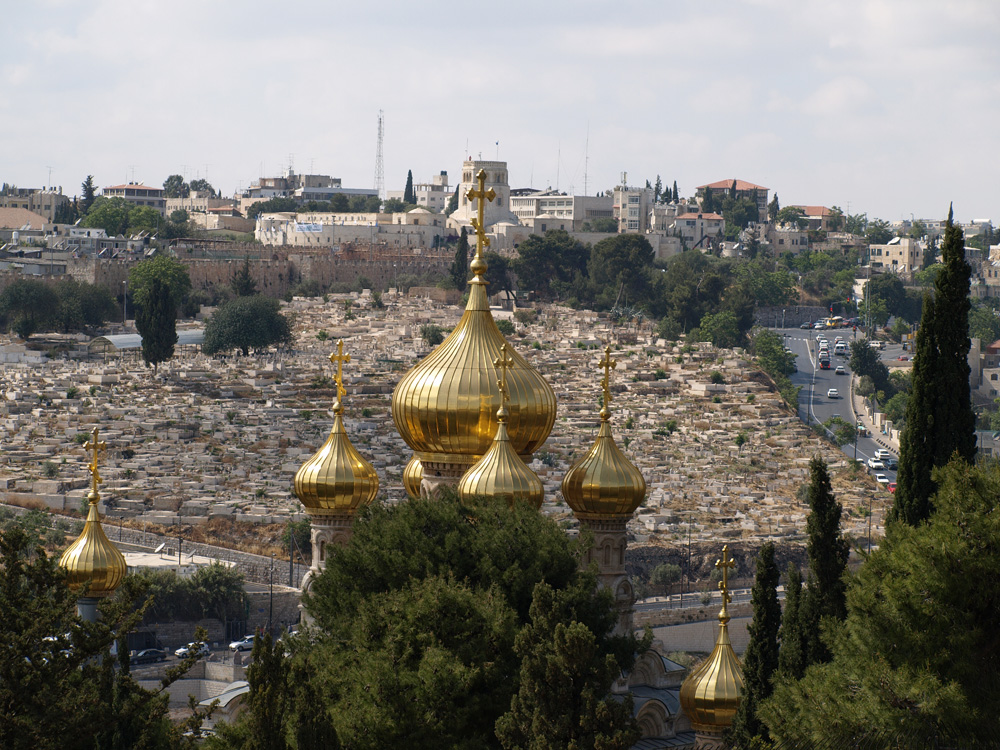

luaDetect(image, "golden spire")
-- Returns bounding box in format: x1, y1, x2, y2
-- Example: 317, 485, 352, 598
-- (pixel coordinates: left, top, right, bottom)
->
562, 347, 645, 517
466, 168, 496, 283
391, 172, 556, 470
59, 427, 127, 598
295, 342, 379, 514
458, 343, 544, 508
679, 545, 744, 731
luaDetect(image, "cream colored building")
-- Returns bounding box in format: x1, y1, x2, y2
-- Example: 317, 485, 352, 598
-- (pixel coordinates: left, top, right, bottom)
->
447, 160, 520, 231
613, 184, 654, 233
509, 190, 613, 231
255, 209, 449, 249
0, 187, 71, 223
386, 171, 451, 212
102, 183, 166, 215
868, 237, 922, 278
671, 212, 724, 249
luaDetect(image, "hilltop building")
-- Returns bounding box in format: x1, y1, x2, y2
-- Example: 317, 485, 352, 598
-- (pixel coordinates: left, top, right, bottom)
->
446, 159, 520, 231
386, 171, 451, 212
0, 186, 71, 223
239, 168, 378, 215
695, 179, 769, 222
102, 183, 167, 216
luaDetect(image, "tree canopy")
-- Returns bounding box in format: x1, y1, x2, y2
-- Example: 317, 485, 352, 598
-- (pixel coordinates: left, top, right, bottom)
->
135, 277, 177, 372
0, 278, 60, 338
203, 295, 292, 356
129, 255, 192, 314
512, 229, 590, 300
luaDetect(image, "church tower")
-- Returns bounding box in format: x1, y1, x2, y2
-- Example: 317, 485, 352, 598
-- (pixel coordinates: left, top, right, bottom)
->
679, 545, 745, 749
447, 159, 519, 230
392, 169, 555, 498
59, 427, 127, 622
561, 347, 646, 635
294, 341, 379, 595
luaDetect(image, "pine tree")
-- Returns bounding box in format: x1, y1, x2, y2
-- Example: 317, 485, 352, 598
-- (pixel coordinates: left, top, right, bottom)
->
134, 277, 176, 373
777, 564, 806, 679
672, 180, 679, 202
768, 193, 780, 222
653, 175, 662, 202
729, 542, 781, 748
403, 170, 414, 205
449, 227, 469, 290
893, 206, 975, 525
230, 256, 258, 297
80, 175, 97, 214
702, 187, 715, 213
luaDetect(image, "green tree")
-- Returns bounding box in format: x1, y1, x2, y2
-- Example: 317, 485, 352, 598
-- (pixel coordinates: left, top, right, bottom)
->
849, 339, 892, 399
80, 196, 131, 236
969, 299, 1000, 344
135, 277, 177, 373
702, 186, 715, 213
53, 278, 117, 332
845, 212, 867, 236
446, 186, 459, 215
589, 234, 654, 309
188, 178, 214, 196
169, 209, 189, 224
649, 563, 682, 587
699, 309, 743, 348
449, 226, 469, 290
762, 459, 1000, 746
246, 197, 299, 219
80, 175, 97, 214
672, 180, 679, 202
865, 272, 906, 320
777, 564, 806, 679
162, 175, 189, 199
801, 457, 849, 665
202, 295, 292, 357
403, 170, 414, 204
381, 198, 410, 213
329, 194, 349, 212
729, 542, 780, 748
775, 206, 807, 229
0, 278, 58, 338
512, 229, 590, 300
893, 207, 975, 526
587, 217, 618, 233
865, 218, 893, 244
483, 251, 515, 300
230, 256, 258, 297
419, 324, 445, 346
653, 175, 662, 202
129, 255, 192, 314
54, 200, 79, 225
128, 205, 162, 235
496, 583, 639, 750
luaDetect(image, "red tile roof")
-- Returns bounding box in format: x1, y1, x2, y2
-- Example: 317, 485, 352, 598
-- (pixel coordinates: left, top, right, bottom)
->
793, 205, 834, 217
696, 179, 768, 191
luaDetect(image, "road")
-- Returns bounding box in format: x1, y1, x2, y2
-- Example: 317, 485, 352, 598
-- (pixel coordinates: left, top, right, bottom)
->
779, 325, 900, 484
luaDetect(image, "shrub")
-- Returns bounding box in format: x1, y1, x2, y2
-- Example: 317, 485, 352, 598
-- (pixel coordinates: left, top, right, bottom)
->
496, 319, 516, 336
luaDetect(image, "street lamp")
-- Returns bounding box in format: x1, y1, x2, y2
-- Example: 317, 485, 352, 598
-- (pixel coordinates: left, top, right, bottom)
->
122, 279, 128, 330
782, 308, 786, 329
268, 552, 275, 634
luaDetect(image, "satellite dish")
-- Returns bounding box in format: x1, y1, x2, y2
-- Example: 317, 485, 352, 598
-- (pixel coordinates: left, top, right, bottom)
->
154, 543, 166, 554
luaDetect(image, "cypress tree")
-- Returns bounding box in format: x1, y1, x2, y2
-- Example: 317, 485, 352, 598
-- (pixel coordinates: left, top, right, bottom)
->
729, 542, 781, 748
134, 277, 176, 373
702, 187, 715, 213
449, 227, 469, 290
403, 169, 414, 204
892, 206, 975, 525
672, 180, 679, 202
777, 564, 806, 679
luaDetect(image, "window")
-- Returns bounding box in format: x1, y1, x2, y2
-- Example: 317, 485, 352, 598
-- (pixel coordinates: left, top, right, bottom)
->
627, 220, 639, 230
628, 196, 640, 204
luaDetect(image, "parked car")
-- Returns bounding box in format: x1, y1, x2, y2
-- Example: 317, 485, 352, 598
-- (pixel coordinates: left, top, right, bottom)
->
827, 388, 840, 398
867, 457, 885, 470
174, 642, 210, 659
229, 635, 256, 652
875, 473, 890, 484
132, 648, 168, 665
835, 365, 846, 375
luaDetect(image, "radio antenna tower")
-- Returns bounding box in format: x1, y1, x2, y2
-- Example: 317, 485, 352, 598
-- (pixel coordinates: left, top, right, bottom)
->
373, 110, 385, 200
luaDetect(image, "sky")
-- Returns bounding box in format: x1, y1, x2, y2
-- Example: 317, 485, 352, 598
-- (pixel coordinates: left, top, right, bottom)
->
2, 0, 998, 223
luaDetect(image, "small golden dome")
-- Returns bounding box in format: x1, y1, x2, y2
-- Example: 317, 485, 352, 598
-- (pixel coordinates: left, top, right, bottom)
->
679, 546, 744, 730
294, 342, 379, 515
402, 455, 423, 500
562, 347, 645, 517
458, 404, 544, 509
391, 171, 555, 469
59, 428, 126, 598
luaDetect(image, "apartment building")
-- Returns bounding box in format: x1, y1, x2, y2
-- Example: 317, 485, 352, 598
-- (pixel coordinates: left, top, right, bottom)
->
695, 179, 769, 221
509, 189, 614, 231
868, 237, 922, 278
613, 185, 654, 233
0, 187, 71, 223
102, 183, 166, 215
386, 171, 451, 212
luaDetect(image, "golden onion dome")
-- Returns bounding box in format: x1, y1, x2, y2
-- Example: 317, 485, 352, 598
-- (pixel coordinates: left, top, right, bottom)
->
402, 454, 423, 500
59, 428, 126, 598
392, 172, 555, 468
679, 546, 744, 731
60, 497, 128, 598
294, 342, 379, 515
458, 401, 544, 509
562, 347, 645, 517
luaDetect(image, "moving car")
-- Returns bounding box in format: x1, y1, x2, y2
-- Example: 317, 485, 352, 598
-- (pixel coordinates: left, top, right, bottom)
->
132, 648, 168, 665
835, 365, 846, 375
875, 473, 890, 484
874, 449, 892, 461
884, 458, 898, 470
800, 322, 812, 329
888, 482, 897, 493
229, 635, 256, 652
867, 457, 885, 470
174, 642, 210, 659
827, 388, 840, 398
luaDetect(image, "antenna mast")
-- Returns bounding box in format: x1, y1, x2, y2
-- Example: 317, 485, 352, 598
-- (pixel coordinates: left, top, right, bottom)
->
583, 123, 590, 196
373, 110, 385, 200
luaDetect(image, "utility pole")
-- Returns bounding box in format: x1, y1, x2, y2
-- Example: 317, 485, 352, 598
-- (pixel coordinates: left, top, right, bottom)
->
373, 110, 384, 200
268, 552, 275, 634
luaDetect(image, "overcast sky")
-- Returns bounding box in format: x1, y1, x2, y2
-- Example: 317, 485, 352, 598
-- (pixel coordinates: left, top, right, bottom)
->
2, 0, 997, 223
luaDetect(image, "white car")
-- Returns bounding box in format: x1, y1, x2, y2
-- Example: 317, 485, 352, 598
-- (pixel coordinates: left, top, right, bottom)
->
867, 458, 885, 470
174, 642, 210, 659
827, 388, 840, 398
875, 473, 890, 484
835, 365, 846, 375
873, 449, 892, 461
229, 635, 256, 652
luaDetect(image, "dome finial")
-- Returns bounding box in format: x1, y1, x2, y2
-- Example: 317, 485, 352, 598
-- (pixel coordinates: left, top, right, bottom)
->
493, 343, 514, 420
329, 339, 351, 414
599, 345, 617, 420
84, 427, 107, 503
466, 168, 496, 283
716, 544, 736, 623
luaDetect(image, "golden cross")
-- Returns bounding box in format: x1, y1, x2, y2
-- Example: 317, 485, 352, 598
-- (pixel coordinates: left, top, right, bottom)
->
599, 345, 617, 409
329, 340, 351, 403
466, 169, 496, 261
84, 427, 107, 498
716, 545, 736, 610
493, 343, 515, 405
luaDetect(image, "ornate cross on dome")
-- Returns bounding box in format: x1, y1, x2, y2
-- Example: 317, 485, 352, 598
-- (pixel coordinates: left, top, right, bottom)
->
599, 345, 617, 411
716, 545, 736, 617
494, 343, 514, 406
330, 340, 351, 406
466, 168, 496, 262
84, 427, 106, 502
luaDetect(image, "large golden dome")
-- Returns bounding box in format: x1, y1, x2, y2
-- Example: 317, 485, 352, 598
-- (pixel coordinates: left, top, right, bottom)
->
294, 343, 379, 515
391, 181, 555, 468
679, 546, 744, 731
562, 348, 645, 517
